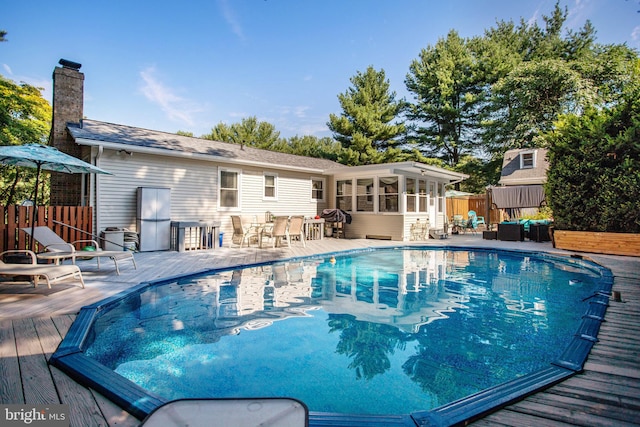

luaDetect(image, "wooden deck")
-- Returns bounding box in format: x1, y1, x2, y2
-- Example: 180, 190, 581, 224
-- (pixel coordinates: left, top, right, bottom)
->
1, 236, 639, 426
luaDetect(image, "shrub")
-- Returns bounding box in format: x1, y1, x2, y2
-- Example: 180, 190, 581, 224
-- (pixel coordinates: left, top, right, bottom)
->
545, 97, 640, 233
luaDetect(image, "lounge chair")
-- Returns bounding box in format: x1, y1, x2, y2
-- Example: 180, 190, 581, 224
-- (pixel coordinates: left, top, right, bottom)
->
231, 215, 260, 247
140, 398, 308, 427
21, 227, 136, 275
0, 250, 85, 288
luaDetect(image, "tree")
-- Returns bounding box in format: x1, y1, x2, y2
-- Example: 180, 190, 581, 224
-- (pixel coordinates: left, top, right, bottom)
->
276, 135, 344, 161
405, 30, 484, 167
544, 62, 640, 233
0, 30, 7, 42
202, 116, 280, 150
480, 3, 604, 151
328, 66, 406, 165
0, 75, 52, 205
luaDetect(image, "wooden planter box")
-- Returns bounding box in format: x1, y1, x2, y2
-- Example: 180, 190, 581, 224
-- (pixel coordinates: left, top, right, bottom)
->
553, 230, 640, 257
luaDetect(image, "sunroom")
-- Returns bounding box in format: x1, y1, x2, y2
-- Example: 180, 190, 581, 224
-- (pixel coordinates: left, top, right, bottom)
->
327, 162, 468, 241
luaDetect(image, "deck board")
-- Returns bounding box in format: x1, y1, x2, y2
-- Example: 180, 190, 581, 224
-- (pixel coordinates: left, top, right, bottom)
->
1, 236, 639, 427
0, 319, 23, 404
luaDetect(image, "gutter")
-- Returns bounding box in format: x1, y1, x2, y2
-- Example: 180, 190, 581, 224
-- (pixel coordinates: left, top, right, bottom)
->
74, 138, 332, 175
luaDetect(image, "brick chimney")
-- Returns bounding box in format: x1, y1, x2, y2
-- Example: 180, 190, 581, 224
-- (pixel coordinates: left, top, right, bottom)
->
50, 59, 86, 205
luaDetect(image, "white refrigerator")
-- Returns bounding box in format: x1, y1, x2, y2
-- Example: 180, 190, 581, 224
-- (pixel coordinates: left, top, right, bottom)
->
137, 187, 171, 251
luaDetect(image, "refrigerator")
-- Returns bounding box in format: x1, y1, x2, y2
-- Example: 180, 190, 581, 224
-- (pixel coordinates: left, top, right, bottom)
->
137, 187, 171, 251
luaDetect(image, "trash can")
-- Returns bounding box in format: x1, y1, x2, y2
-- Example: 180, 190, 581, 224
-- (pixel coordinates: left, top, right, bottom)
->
218, 232, 224, 248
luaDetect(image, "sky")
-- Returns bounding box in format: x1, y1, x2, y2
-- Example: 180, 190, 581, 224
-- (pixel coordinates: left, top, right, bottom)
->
3, 0, 640, 140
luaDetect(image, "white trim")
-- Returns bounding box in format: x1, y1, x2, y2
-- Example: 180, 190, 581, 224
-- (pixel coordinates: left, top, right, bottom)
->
218, 167, 242, 211
74, 138, 329, 174
520, 151, 536, 169
310, 176, 326, 202
263, 172, 278, 201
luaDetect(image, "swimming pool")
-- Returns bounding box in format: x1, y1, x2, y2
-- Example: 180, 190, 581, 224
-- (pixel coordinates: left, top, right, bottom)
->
51, 247, 613, 426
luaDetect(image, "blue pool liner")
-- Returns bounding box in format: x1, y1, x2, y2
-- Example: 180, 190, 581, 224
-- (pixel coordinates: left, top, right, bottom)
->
50, 246, 614, 427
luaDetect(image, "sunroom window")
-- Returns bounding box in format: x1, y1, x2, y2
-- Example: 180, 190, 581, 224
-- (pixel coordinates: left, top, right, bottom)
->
379, 176, 398, 212
336, 179, 352, 211
406, 178, 416, 212
357, 178, 374, 212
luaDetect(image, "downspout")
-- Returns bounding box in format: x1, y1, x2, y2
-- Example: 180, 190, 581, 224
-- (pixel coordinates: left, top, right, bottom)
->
94, 145, 103, 237
444, 177, 466, 228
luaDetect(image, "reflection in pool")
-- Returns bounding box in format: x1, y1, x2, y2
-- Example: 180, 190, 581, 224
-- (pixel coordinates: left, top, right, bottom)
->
84, 248, 602, 416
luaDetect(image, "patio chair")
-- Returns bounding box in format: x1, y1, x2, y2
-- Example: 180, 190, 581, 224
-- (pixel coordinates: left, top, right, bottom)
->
464, 211, 479, 234
410, 219, 429, 240
21, 226, 137, 275
260, 216, 290, 248
287, 215, 306, 247
0, 250, 85, 288
231, 215, 260, 248
452, 214, 465, 234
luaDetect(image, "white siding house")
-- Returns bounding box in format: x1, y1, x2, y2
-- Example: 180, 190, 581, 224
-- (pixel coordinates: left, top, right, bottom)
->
50, 60, 467, 245
68, 120, 338, 246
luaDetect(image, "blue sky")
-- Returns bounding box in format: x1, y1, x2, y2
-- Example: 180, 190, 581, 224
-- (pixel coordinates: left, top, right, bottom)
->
4, 0, 639, 139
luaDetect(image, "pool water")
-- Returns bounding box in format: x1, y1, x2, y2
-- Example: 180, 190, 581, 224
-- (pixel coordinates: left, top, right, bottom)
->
84, 248, 602, 415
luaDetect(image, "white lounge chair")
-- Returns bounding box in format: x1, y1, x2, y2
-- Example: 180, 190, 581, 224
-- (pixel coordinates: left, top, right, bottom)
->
22, 226, 137, 275
0, 250, 85, 288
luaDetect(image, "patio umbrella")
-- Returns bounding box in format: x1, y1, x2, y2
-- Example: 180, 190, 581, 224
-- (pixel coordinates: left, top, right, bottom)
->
0, 144, 111, 249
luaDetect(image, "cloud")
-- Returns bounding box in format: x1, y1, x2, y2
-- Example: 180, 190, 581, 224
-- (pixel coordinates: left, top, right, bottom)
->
3, 64, 12, 75
632, 25, 640, 43
139, 66, 203, 126
218, 0, 245, 40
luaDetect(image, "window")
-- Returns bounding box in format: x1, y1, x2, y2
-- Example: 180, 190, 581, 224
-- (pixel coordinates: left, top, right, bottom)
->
263, 173, 277, 200
336, 179, 353, 211
520, 152, 535, 169
219, 169, 240, 209
419, 180, 428, 212
356, 178, 374, 212
406, 178, 416, 212
311, 178, 325, 201
379, 176, 398, 212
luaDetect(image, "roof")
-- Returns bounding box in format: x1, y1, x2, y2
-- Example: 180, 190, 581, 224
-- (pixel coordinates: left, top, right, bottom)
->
68, 119, 343, 173
330, 161, 468, 183
499, 148, 549, 186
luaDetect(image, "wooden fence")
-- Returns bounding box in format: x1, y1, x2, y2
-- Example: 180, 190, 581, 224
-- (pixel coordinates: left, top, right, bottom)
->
446, 194, 506, 226
0, 205, 93, 253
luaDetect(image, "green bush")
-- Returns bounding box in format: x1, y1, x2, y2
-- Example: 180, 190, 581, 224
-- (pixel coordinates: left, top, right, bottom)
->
545, 96, 640, 233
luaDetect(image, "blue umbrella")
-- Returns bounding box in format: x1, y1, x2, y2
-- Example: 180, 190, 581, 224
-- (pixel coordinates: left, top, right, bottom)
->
0, 144, 111, 249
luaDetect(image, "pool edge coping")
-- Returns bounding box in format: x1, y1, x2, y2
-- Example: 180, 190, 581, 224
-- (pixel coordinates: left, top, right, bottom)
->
49, 245, 614, 427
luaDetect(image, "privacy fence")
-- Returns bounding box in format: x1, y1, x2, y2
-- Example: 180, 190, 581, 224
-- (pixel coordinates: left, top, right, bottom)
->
446, 194, 506, 225
0, 205, 93, 253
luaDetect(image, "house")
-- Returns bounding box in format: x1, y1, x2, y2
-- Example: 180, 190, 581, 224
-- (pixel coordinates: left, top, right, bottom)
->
48, 59, 467, 245
490, 148, 549, 218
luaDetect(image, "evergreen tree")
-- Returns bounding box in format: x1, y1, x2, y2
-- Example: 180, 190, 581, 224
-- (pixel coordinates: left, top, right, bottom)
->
405, 30, 484, 167
327, 66, 406, 165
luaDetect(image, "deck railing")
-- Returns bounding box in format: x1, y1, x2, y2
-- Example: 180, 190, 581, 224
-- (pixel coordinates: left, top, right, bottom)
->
0, 205, 93, 252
